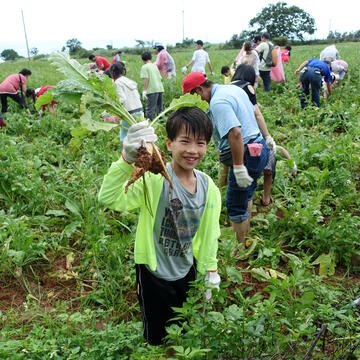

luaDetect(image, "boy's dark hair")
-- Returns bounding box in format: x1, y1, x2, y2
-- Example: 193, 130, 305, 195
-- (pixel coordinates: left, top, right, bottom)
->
89, 54, 96, 61
254, 35, 261, 43
244, 41, 252, 52
25, 88, 36, 102
155, 45, 164, 52
285, 45, 292, 51
196, 40, 203, 46
115, 50, 122, 54
166, 107, 213, 144
141, 52, 152, 61
19, 68, 32, 76
221, 66, 230, 75
231, 64, 256, 86
262, 32, 270, 40
110, 62, 126, 79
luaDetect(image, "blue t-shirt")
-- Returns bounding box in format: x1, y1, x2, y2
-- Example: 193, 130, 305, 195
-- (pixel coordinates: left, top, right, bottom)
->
209, 84, 261, 152
308, 59, 332, 83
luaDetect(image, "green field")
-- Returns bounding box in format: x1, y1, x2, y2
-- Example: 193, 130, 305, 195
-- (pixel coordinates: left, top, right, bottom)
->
0, 43, 360, 359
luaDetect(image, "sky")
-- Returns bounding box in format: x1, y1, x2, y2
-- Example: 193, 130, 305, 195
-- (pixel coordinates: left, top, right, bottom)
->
1, 0, 359, 56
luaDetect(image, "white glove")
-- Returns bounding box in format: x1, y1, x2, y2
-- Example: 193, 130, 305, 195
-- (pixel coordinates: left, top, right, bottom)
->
291, 162, 297, 176
265, 136, 276, 153
122, 121, 157, 163
142, 90, 147, 101
233, 165, 253, 188
205, 271, 220, 302
181, 66, 187, 74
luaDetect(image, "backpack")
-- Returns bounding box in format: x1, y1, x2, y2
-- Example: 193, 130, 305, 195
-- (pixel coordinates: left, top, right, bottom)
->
262, 43, 278, 67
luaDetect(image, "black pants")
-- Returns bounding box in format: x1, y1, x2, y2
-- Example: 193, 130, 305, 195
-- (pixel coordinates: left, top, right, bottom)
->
136, 263, 196, 345
0, 93, 26, 113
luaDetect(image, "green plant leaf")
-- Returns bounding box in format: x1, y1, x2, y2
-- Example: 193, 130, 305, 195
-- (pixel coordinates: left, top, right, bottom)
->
312, 252, 336, 276
80, 110, 119, 132
35, 90, 54, 111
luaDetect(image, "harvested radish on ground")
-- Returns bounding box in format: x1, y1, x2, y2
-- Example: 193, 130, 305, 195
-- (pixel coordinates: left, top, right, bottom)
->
125, 142, 172, 193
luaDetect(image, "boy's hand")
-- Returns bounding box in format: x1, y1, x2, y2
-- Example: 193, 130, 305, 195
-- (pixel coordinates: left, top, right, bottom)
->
122, 121, 157, 163
265, 136, 276, 153
233, 165, 253, 188
142, 90, 147, 101
205, 271, 220, 302
181, 66, 187, 74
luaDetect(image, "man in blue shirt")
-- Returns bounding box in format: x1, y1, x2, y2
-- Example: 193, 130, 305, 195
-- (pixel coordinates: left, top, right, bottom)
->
182, 72, 270, 251
295, 58, 333, 108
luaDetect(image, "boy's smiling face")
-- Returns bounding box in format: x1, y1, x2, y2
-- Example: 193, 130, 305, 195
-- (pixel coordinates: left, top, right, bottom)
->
166, 125, 208, 173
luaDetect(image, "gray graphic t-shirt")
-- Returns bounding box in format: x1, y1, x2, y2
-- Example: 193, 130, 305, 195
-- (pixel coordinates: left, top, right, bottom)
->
148, 164, 208, 280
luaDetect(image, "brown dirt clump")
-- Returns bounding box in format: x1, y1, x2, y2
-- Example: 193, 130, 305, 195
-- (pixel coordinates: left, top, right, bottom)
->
125, 144, 168, 192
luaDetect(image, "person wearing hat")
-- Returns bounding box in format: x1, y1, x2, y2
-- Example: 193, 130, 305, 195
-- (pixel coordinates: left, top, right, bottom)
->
182, 40, 213, 76
182, 72, 270, 252
154, 43, 176, 79
295, 58, 333, 108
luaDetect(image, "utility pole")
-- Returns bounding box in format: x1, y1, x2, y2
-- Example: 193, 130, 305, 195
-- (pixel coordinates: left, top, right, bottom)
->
21, 10, 31, 61
182, 10, 184, 42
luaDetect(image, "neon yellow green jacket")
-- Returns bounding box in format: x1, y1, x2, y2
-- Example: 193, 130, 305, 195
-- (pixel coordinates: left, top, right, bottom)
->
98, 157, 221, 275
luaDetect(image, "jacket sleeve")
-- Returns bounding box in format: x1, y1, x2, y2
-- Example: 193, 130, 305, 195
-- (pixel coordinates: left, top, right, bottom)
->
193, 176, 221, 274
116, 83, 126, 105
98, 157, 145, 211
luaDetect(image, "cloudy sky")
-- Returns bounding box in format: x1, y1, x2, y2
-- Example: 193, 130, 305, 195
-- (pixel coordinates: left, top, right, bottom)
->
1, 0, 359, 56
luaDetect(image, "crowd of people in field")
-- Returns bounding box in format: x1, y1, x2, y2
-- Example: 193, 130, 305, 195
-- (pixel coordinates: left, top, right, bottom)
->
0, 34, 349, 346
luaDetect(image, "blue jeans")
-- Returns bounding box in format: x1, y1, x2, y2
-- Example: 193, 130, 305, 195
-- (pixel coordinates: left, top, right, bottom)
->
226, 137, 269, 223
300, 67, 322, 108
259, 70, 271, 92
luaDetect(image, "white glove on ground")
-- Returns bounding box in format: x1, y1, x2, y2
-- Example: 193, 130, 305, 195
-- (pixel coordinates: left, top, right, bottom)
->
291, 162, 297, 176
265, 136, 276, 153
122, 121, 157, 163
181, 66, 187, 74
233, 165, 253, 188
142, 90, 147, 101
205, 271, 221, 302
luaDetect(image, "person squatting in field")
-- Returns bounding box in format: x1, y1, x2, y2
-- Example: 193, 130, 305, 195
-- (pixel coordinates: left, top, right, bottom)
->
109, 62, 144, 144
153, 43, 176, 79
182, 40, 214, 76
26, 86, 57, 114
140, 51, 164, 120
98, 107, 221, 345
0, 68, 32, 126
88, 54, 111, 76
295, 58, 334, 108
182, 72, 269, 252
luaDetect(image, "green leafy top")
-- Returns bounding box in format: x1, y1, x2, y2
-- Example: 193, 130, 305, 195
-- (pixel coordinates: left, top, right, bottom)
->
150, 93, 209, 126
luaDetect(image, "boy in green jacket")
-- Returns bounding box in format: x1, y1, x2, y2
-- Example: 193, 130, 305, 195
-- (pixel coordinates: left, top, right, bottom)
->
98, 107, 221, 345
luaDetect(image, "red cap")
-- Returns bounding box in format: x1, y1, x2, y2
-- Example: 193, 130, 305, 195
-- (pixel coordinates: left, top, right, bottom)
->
182, 72, 207, 94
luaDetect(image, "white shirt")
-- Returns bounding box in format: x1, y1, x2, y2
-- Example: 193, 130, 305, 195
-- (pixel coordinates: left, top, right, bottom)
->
191, 49, 210, 73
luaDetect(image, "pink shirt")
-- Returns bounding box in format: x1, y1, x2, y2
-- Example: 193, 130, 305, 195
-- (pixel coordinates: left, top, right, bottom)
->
0, 74, 27, 94
155, 50, 168, 76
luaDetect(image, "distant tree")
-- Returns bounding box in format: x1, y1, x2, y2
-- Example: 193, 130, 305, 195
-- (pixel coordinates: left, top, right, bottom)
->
61, 46, 66, 52
327, 31, 335, 40
106, 44, 113, 50
135, 39, 145, 48
248, 2, 316, 41
66, 38, 82, 53
1, 49, 19, 61
30, 47, 39, 56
